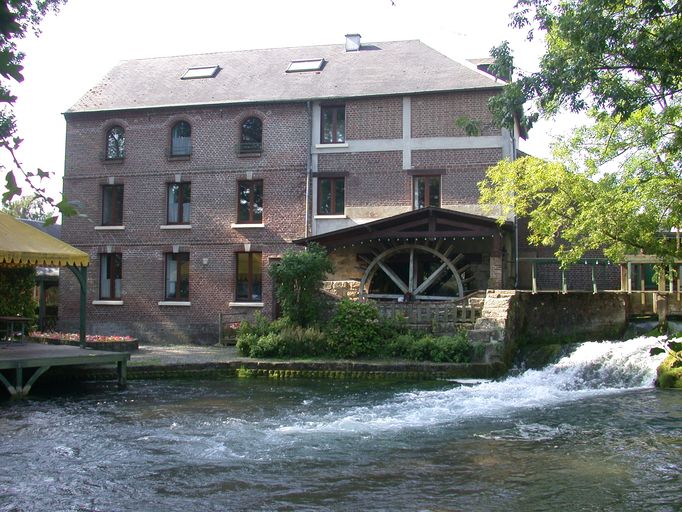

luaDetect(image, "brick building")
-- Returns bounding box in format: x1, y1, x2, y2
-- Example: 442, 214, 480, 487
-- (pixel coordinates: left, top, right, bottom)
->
60, 35, 520, 343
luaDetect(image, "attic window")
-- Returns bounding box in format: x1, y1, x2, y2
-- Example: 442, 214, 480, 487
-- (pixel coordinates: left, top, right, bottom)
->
286, 58, 325, 73
181, 65, 221, 79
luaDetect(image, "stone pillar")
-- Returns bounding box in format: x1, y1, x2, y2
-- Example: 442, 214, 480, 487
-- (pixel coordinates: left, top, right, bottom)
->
656, 291, 668, 331
488, 233, 503, 289
620, 264, 628, 291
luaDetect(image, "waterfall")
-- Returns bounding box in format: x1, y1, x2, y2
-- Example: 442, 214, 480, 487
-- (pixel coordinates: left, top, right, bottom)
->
279, 337, 667, 434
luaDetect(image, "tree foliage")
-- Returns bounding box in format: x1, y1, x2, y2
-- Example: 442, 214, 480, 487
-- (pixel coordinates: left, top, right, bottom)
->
1, 192, 51, 219
0, 266, 36, 318
484, 0, 682, 264
269, 243, 334, 327
0, 0, 68, 223
507, 0, 681, 123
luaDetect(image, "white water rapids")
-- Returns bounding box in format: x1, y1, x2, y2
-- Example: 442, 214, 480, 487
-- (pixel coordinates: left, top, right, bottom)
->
2, 336, 679, 512
278, 337, 667, 435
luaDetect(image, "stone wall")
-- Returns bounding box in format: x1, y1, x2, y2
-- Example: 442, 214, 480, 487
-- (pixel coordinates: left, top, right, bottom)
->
322, 280, 360, 300
469, 290, 630, 367
513, 292, 628, 345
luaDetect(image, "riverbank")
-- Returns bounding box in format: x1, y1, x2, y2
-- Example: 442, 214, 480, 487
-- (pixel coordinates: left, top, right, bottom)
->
42, 344, 506, 385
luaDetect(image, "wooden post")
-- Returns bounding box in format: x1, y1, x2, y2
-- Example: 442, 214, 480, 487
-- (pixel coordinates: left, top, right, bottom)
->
67, 265, 89, 349
591, 266, 597, 294
561, 269, 567, 294
38, 279, 46, 331
640, 264, 646, 306
117, 360, 128, 389
78, 267, 87, 349
531, 261, 537, 294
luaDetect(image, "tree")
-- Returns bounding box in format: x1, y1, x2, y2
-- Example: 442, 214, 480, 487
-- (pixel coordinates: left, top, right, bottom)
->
507, 0, 681, 124
269, 243, 334, 327
483, 0, 682, 264
1, 192, 51, 220
0, 1, 69, 224
0, 266, 36, 319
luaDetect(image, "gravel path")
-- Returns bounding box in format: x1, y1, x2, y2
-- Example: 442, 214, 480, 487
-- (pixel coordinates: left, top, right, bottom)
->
130, 344, 245, 365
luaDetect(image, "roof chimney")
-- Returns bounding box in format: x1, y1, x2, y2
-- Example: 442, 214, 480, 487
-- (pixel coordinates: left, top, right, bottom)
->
345, 34, 361, 52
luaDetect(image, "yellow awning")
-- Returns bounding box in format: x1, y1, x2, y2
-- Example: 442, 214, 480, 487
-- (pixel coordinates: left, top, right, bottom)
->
0, 212, 89, 267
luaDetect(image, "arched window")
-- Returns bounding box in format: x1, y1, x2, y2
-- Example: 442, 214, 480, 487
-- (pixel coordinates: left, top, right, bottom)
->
239, 117, 262, 154
171, 121, 192, 156
106, 126, 125, 160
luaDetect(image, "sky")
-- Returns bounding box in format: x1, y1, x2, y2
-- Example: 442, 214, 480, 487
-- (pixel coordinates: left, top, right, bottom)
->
6, 0, 576, 206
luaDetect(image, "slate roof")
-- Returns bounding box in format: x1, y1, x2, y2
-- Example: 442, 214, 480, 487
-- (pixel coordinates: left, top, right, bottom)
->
67, 40, 502, 114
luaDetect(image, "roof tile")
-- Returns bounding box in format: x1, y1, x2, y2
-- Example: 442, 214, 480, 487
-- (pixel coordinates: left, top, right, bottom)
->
68, 40, 501, 113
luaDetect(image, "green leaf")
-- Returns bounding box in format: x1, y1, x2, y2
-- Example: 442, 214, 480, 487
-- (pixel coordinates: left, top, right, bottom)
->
55, 198, 77, 217
2, 171, 21, 204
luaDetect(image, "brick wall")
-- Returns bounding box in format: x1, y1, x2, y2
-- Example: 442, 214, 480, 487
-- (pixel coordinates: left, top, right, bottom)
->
59, 242, 294, 344
346, 96, 403, 139
411, 90, 498, 138
61, 103, 309, 344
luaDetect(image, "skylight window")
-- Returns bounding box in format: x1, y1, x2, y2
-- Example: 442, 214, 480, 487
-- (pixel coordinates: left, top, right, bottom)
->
286, 59, 325, 73
181, 65, 221, 80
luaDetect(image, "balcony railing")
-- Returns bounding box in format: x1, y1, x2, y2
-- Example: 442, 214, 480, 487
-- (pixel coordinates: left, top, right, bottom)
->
237, 142, 262, 155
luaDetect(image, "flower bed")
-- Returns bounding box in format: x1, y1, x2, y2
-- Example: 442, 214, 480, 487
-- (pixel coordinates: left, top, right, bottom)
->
30, 331, 138, 352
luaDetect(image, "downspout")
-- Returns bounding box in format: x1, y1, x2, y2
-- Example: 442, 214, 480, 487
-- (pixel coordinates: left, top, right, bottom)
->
512, 125, 519, 289
304, 100, 312, 244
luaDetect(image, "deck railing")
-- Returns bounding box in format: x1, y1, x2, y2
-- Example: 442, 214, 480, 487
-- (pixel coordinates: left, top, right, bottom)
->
517, 257, 617, 293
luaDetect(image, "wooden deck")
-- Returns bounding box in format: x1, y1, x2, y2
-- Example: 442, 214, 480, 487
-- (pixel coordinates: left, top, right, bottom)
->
0, 342, 129, 399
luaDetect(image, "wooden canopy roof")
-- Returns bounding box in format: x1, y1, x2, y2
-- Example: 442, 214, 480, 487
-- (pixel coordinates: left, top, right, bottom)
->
295, 207, 512, 249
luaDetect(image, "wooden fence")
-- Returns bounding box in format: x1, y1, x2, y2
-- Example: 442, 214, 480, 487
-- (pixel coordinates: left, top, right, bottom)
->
375, 301, 482, 333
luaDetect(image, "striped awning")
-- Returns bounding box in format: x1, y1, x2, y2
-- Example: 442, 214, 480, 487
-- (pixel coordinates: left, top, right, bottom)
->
0, 212, 89, 267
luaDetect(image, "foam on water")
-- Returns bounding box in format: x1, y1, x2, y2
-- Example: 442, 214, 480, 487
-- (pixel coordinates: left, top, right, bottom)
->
278, 337, 667, 435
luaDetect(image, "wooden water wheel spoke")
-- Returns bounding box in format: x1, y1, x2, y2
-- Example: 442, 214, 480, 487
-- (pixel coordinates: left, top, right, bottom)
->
413, 261, 449, 295
359, 244, 465, 301
377, 259, 409, 294
413, 248, 458, 295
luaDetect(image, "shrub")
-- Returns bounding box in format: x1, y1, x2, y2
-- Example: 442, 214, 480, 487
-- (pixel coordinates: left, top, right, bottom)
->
386, 331, 475, 363
327, 299, 383, 358
269, 243, 334, 327
428, 334, 472, 363
235, 312, 277, 356
386, 333, 420, 358
236, 313, 328, 358
235, 332, 259, 357
0, 267, 37, 319
243, 326, 329, 358
378, 313, 410, 340
249, 332, 284, 358
235, 302, 479, 364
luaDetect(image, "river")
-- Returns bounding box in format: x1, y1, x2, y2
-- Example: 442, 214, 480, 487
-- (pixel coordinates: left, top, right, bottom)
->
1, 337, 680, 511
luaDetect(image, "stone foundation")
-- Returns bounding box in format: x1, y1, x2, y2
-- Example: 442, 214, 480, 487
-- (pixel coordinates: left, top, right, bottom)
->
322, 280, 361, 300
468, 290, 631, 367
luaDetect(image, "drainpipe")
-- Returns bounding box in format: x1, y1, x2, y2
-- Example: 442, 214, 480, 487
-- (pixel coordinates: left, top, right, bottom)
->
511, 129, 519, 289
304, 100, 312, 243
